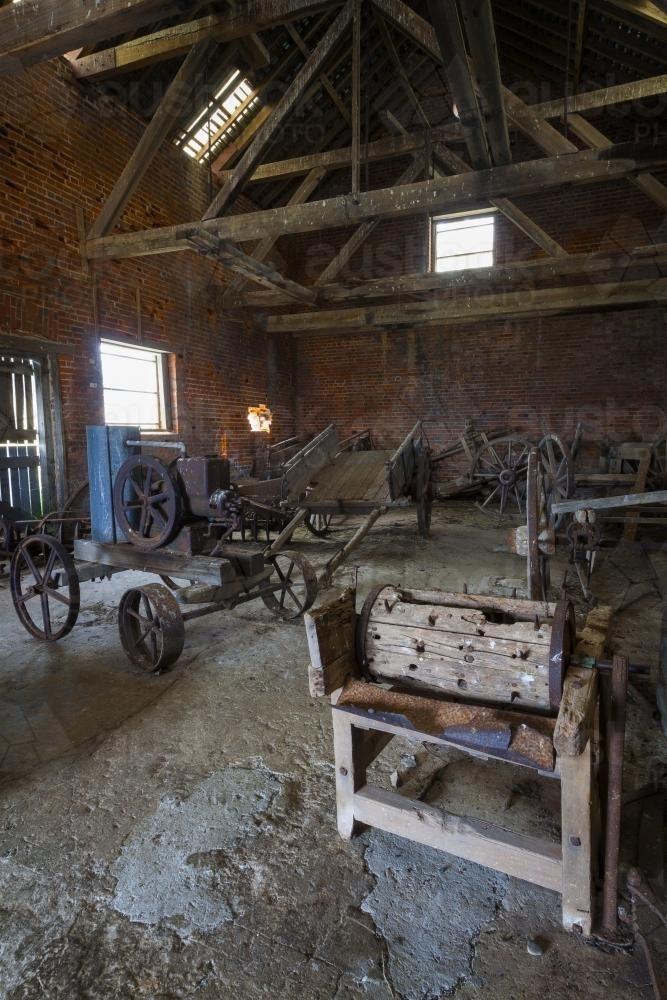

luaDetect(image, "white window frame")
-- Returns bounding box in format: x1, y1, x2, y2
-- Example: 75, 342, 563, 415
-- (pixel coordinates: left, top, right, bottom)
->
174, 68, 260, 162
431, 209, 496, 274
99, 339, 172, 432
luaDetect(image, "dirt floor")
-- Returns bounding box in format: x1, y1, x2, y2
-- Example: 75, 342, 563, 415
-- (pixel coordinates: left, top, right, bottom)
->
0, 504, 665, 999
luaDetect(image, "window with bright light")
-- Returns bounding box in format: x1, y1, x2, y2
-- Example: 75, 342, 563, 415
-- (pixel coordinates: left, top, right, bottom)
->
174, 68, 260, 162
432, 211, 496, 273
100, 340, 171, 431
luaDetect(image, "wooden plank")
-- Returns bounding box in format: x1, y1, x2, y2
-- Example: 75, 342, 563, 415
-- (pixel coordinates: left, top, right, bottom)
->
560, 735, 594, 935
552, 489, 667, 515
88, 40, 213, 240
0, 0, 184, 74
554, 666, 598, 757
351, 0, 361, 195
304, 588, 357, 697
337, 679, 556, 768
203, 2, 353, 219
353, 785, 562, 891
86, 139, 667, 259
377, 587, 555, 622
573, 0, 589, 93
503, 88, 578, 156
73, 538, 240, 586
624, 448, 651, 542
285, 22, 350, 125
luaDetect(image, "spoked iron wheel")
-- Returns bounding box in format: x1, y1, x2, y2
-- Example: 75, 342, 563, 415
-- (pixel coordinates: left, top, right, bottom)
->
118, 583, 185, 672
10, 534, 80, 640
113, 455, 182, 551
538, 434, 573, 523
470, 436, 531, 517
261, 550, 318, 620
305, 512, 333, 537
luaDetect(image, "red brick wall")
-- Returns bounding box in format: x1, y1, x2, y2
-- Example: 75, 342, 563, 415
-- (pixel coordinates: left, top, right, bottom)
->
0, 59, 292, 500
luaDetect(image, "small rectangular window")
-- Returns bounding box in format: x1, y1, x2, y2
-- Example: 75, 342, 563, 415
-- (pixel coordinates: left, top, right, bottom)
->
174, 68, 260, 162
432, 211, 495, 273
100, 340, 171, 431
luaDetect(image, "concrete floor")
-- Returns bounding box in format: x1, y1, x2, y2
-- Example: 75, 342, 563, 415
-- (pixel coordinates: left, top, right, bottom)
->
0, 506, 665, 999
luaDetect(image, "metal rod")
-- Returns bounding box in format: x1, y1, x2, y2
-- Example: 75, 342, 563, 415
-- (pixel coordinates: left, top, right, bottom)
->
602, 654, 629, 936
126, 439, 187, 452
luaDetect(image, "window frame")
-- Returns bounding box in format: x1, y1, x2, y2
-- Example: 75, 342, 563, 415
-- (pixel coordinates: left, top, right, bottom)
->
430, 208, 497, 274
99, 338, 173, 433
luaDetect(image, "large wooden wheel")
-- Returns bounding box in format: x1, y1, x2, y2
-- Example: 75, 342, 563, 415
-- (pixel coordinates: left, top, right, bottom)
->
538, 434, 574, 521
261, 551, 318, 620
118, 583, 185, 672
10, 534, 80, 640
113, 455, 182, 551
470, 435, 531, 516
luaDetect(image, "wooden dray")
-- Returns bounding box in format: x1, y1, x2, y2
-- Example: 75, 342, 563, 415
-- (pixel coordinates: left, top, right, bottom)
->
306, 586, 613, 935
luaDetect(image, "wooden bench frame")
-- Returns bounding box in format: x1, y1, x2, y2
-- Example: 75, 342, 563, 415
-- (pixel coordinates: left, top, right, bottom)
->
306, 589, 609, 936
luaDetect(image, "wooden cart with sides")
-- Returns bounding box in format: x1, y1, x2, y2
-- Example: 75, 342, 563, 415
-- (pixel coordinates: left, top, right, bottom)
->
305, 586, 612, 936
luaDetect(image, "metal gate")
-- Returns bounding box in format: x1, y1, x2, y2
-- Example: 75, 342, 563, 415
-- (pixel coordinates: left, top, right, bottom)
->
0, 355, 48, 517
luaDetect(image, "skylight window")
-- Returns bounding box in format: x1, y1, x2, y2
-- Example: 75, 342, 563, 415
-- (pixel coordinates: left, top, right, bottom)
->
175, 69, 260, 162
432, 211, 496, 273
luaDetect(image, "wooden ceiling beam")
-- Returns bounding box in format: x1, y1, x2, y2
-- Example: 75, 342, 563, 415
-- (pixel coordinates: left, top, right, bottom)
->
85, 139, 667, 260
459, 0, 512, 166
203, 1, 353, 218
531, 71, 667, 119
264, 277, 667, 334
605, 0, 667, 30
573, 0, 589, 92
229, 242, 667, 307
67, 1, 342, 79
189, 231, 318, 304
285, 21, 351, 125
425, 0, 491, 169
88, 39, 214, 240
0, 0, 185, 75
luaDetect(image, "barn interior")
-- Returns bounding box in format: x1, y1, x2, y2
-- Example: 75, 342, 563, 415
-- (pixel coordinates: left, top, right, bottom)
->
1, 1, 667, 997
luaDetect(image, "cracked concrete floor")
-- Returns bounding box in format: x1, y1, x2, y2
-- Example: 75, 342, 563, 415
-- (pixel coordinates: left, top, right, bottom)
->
0, 505, 664, 999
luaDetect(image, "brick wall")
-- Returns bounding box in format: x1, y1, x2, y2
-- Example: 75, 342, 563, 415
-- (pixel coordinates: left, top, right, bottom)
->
0, 59, 292, 502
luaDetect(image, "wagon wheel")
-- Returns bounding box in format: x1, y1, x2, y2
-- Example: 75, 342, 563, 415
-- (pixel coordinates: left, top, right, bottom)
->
261, 550, 318, 620
64, 480, 90, 517
10, 534, 80, 640
415, 447, 433, 539
470, 435, 531, 517
305, 512, 334, 537
118, 583, 185, 672
548, 600, 577, 711
538, 433, 573, 522
0, 514, 16, 554
526, 450, 551, 602
113, 455, 182, 551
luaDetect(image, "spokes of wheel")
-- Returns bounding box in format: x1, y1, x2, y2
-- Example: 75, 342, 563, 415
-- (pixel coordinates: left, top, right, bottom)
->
113, 455, 182, 551
470, 436, 531, 516
118, 583, 185, 672
261, 550, 318, 620
10, 534, 80, 640
305, 512, 333, 537
538, 434, 574, 517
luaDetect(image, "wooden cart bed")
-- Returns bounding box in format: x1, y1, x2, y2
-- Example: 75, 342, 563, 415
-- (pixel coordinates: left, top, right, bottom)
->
305, 450, 397, 511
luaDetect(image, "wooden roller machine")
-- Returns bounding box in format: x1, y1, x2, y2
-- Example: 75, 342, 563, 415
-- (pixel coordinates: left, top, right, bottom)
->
306, 586, 625, 937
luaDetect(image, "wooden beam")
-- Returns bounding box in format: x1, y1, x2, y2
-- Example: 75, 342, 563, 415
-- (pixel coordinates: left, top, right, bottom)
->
0, 0, 184, 75
426, 0, 491, 169
606, 0, 667, 30
374, 13, 430, 128
567, 114, 667, 213
203, 1, 353, 219
459, 0, 512, 166
314, 156, 424, 285
503, 88, 578, 156
265, 277, 667, 334
189, 232, 318, 304
531, 72, 667, 119
66, 1, 342, 79
573, 0, 588, 93
228, 243, 667, 308
285, 22, 351, 125
87, 41, 214, 241
85, 139, 667, 260
223, 166, 327, 301
213, 125, 461, 182
351, 0, 362, 195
